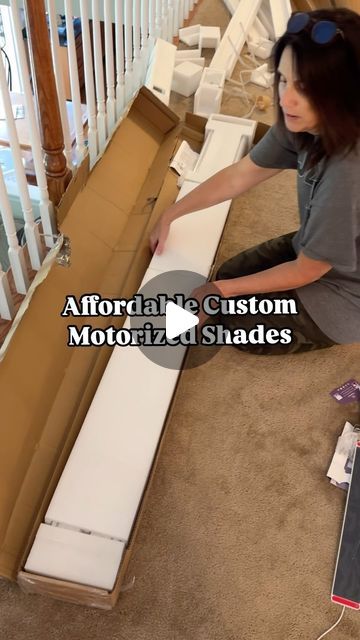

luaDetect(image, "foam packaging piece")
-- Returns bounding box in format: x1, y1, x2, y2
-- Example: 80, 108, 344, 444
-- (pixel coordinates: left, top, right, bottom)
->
25, 524, 125, 591
145, 38, 176, 105
248, 39, 273, 60
199, 26, 221, 52
175, 48, 201, 59
257, 4, 276, 40
200, 68, 226, 88
186, 114, 257, 183
45, 340, 182, 542
179, 24, 200, 46
174, 57, 205, 68
210, 0, 262, 79
150, 181, 231, 275
194, 83, 223, 119
250, 63, 274, 88
269, 0, 292, 39
171, 61, 203, 97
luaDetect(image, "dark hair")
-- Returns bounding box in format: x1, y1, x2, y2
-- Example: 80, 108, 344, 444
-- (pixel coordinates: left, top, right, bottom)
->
272, 8, 360, 166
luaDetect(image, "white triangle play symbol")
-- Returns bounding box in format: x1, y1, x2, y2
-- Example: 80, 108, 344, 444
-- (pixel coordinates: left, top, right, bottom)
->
165, 301, 199, 340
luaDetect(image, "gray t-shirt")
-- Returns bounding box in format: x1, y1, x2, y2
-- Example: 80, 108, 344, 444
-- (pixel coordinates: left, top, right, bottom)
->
249, 124, 360, 344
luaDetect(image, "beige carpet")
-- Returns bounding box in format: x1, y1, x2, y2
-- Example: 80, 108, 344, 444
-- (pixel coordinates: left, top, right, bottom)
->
1, 2, 360, 639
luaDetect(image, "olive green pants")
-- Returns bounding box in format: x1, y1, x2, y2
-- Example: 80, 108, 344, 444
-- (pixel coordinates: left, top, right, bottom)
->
215, 232, 337, 355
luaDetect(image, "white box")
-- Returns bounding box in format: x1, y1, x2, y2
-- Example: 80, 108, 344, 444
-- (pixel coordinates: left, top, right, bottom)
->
210, 0, 262, 79
194, 83, 222, 118
45, 345, 182, 542
199, 26, 221, 52
145, 38, 176, 105
175, 48, 201, 59
200, 68, 226, 89
172, 61, 203, 97
179, 24, 201, 46
250, 63, 274, 88
25, 524, 125, 591
175, 57, 205, 68
248, 39, 273, 60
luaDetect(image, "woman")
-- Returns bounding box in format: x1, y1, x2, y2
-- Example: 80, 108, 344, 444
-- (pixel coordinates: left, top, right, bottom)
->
150, 9, 360, 355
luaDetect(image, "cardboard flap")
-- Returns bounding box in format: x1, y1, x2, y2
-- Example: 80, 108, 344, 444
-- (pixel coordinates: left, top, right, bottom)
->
87, 87, 180, 213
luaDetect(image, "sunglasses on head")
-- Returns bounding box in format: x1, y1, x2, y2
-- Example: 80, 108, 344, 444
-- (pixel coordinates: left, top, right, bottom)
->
286, 12, 344, 45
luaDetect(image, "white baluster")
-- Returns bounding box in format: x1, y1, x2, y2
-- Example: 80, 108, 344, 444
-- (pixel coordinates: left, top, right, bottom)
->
115, 0, 125, 118
141, 0, 150, 80
161, 0, 168, 40
92, 0, 107, 152
65, 0, 87, 163
104, 0, 116, 134
0, 168, 28, 294
178, 0, 185, 30
155, 0, 162, 37
0, 262, 14, 321
124, 0, 134, 102
79, 0, 98, 167
11, 0, 56, 251
167, 0, 174, 42
133, 0, 141, 89
149, 0, 156, 40
0, 49, 42, 272
184, 0, 190, 20
46, 0, 74, 171
173, 0, 179, 37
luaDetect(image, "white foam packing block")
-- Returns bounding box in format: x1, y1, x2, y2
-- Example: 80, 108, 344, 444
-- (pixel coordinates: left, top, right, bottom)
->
199, 26, 221, 52
172, 62, 203, 97
194, 84, 223, 119
200, 68, 226, 89
210, 0, 262, 79
269, 0, 292, 39
250, 64, 274, 88
257, 2, 276, 41
145, 38, 176, 106
186, 115, 257, 183
46, 334, 183, 542
175, 48, 201, 59
174, 57, 205, 68
248, 39, 273, 60
150, 181, 231, 275
179, 24, 200, 47
25, 524, 125, 591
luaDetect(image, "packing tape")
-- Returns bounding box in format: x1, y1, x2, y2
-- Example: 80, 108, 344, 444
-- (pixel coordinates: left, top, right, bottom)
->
0, 234, 64, 362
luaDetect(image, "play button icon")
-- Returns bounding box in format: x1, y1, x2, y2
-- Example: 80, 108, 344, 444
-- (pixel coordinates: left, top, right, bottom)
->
165, 301, 199, 340
129, 269, 222, 370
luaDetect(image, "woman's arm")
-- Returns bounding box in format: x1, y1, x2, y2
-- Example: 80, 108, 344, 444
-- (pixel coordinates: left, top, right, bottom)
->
150, 154, 283, 254
216, 252, 332, 297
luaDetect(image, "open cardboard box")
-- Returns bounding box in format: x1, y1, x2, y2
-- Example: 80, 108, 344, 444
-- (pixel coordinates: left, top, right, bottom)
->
0, 87, 268, 609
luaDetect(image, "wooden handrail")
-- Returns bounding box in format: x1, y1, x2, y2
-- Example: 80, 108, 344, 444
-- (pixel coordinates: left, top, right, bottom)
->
23, 0, 72, 207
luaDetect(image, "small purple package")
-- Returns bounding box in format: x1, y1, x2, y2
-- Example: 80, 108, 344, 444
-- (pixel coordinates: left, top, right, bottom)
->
330, 379, 360, 404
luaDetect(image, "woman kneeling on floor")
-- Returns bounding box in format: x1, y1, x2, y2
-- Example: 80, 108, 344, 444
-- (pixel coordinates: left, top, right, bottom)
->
150, 9, 360, 355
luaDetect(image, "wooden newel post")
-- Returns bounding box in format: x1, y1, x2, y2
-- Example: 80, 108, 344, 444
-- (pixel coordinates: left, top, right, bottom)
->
23, 0, 72, 207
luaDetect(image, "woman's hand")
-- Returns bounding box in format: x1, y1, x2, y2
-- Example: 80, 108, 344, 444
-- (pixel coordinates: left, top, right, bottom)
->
149, 212, 172, 255
190, 281, 222, 330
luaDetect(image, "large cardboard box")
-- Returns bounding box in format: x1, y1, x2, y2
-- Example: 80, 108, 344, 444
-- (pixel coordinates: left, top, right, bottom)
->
1, 87, 268, 609
0, 87, 210, 609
